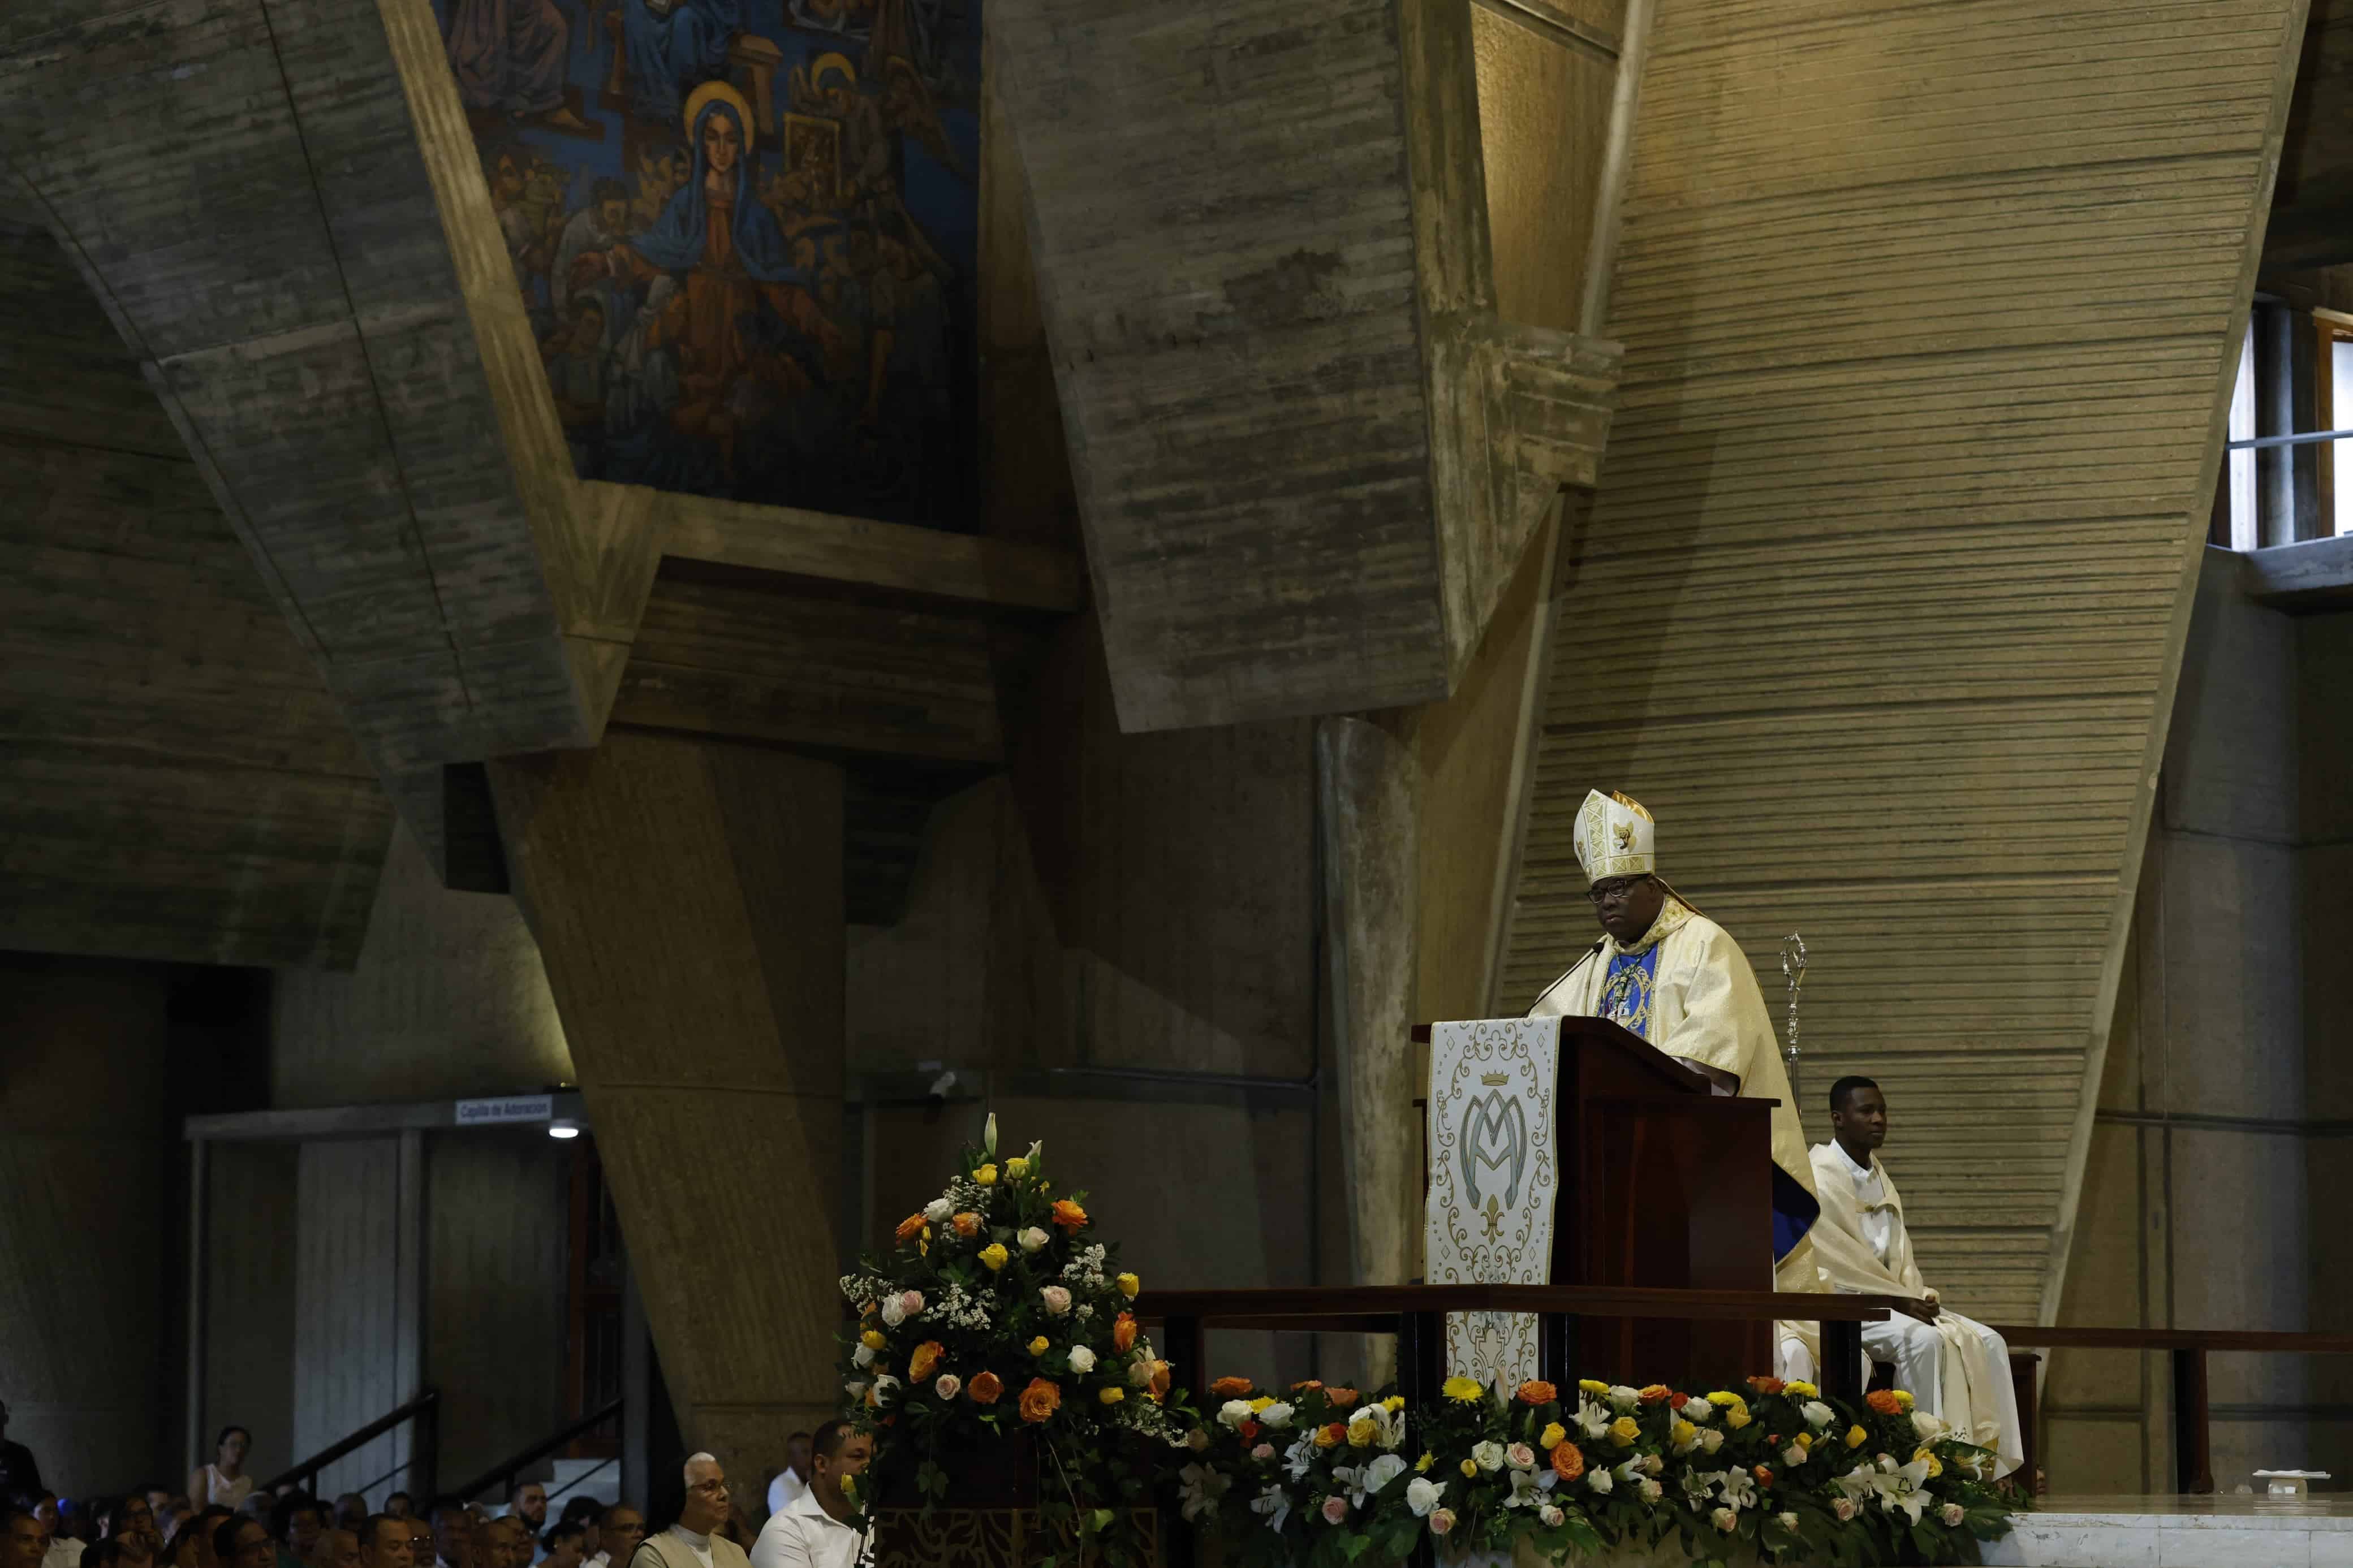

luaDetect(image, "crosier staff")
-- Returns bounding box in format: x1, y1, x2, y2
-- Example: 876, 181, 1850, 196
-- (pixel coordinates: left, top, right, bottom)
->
1780, 933, 1807, 1101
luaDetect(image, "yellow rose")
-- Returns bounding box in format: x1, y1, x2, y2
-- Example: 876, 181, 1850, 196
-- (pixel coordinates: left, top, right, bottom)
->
1786, 1381, 1818, 1398
979, 1242, 1010, 1271
1415, 1453, 1436, 1472
1441, 1376, 1485, 1402
1005, 1157, 1030, 1178
1914, 1447, 1942, 1478
1726, 1407, 1752, 1430
1028, 1336, 1050, 1355
1845, 1425, 1867, 1449
1539, 1422, 1566, 1449
1706, 1392, 1738, 1407
1117, 1272, 1141, 1299
1250, 1396, 1276, 1413
861, 1330, 886, 1350
1894, 1390, 1915, 1413
1315, 1425, 1344, 1450
1100, 1386, 1126, 1405
973, 1163, 998, 1185
1459, 1459, 1479, 1479
1347, 1415, 1377, 1449
1384, 1396, 1406, 1414
1670, 1419, 1696, 1449
1577, 1380, 1608, 1394
1609, 1416, 1640, 1446
1795, 1433, 1812, 1449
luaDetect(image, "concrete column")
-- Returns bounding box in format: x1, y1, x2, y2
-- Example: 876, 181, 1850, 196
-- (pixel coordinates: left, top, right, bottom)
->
0, 956, 176, 1492
489, 732, 846, 1484
2255, 301, 2318, 547
1316, 715, 1420, 1384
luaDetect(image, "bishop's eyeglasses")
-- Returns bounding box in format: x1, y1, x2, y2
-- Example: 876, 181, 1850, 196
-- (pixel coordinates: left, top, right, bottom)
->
1584, 875, 1650, 905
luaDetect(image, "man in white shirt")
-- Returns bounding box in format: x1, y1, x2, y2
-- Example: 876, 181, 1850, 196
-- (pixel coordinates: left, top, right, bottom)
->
627, 1459, 744, 1568
583, 1506, 642, 1568
761, 1437, 812, 1522
1808, 1075, 2023, 1475
748, 1424, 869, 1568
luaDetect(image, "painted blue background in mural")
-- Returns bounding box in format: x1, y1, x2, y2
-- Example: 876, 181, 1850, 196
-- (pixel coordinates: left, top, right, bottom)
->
432, 0, 982, 530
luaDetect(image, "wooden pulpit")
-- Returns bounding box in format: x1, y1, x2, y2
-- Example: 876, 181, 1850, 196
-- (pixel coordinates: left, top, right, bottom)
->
1418, 1014, 1782, 1388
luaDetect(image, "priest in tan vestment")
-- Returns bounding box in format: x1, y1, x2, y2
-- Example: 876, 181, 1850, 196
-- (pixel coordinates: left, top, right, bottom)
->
1810, 1076, 2023, 1476
1528, 789, 1826, 1379
633, 1457, 752, 1568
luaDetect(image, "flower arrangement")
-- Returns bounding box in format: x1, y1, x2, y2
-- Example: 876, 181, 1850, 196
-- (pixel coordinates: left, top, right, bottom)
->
838, 1117, 1194, 1563
1187, 1373, 2022, 1567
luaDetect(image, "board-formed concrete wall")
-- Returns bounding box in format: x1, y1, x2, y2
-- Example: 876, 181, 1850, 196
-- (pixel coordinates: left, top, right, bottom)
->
1498, 0, 2310, 1326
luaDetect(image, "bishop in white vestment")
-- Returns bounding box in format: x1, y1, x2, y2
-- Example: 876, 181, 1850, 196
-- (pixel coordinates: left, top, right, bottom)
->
1528, 789, 1826, 1378
1809, 1075, 2023, 1476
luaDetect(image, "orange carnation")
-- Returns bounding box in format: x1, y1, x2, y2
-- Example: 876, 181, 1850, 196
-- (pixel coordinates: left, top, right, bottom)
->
1211, 1376, 1255, 1399
1550, 1441, 1585, 1482
1747, 1375, 1786, 1396
1325, 1387, 1359, 1409
1516, 1380, 1559, 1406
1113, 1312, 1138, 1353
894, 1212, 925, 1242
908, 1341, 944, 1382
1051, 1198, 1088, 1232
1866, 1389, 1903, 1416
968, 1371, 1003, 1405
1018, 1377, 1062, 1423
1637, 1384, 1671, 1406
951, 1211, 982, 1237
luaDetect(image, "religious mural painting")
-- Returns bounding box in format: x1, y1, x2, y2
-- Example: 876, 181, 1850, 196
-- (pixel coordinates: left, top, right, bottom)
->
433, 0, 982, 529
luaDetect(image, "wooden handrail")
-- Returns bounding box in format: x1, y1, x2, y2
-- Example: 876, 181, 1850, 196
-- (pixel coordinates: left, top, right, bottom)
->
259, 1389, 439, 1496
1135, 1284, 1896, 1323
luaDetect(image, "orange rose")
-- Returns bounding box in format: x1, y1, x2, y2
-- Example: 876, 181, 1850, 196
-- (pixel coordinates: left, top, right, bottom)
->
1516, 1380, 1558, 1406
1051, 1198, 1088, 1232
1018, 1377, 1062, 1423
1211, 1376, 1255, 1400
1550, 1442, 1585, 1482
1113, 1312, 1139, 1353
1292, 1379, 1324, 1394
968, 1371, 1003, 1405
1325, 1387, 1359, 1409
894, 1212, 925, 1242
1313, 1423, 1345, 1449
909, 1341, 945, 1382
1637, 1384, 1670, 1406
1148, 1361, 1171, 1402
1753, 1466, 1773, 1487
1747, 1375, 1786, 1396
1866, 1389, 1902, 1416
952, 1211, 981, 1237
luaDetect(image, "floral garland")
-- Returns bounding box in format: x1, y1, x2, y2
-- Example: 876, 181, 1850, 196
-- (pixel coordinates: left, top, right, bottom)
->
837, 1119, 1196, 1565
1184, 1375, 2022, 1567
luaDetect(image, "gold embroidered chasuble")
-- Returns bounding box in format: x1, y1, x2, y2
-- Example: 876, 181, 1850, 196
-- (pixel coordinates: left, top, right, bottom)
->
1528, 897, 1825, 1357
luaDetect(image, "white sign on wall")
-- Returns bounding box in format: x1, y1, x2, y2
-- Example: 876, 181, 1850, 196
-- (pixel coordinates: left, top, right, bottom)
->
454, 1094, 554, 1126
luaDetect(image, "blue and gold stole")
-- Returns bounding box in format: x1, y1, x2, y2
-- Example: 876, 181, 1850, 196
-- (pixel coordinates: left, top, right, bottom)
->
1597, 945, 1662, 1040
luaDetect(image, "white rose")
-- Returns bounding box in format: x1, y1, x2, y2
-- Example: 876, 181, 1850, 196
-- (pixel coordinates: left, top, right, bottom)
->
1781, 1444, 1806, 1468
924, 1198, 953, 1223
1711, 1507, 1736, 1532
843, 1379, 869, 1399
872, 1374, 902, 1406
1130, 1359, 1158, 1386
1912, 1411, 1949, 1442
1607, 1385, 1641, 1410
934, 1373, 962, 1400
1068, 1345, 1097, 1373
880, 1297, 907, 1328
1218, 1399, 1255, 1430
1777, 1511, 1798, 1531
1040, 1285, 1072, 1314
1257, 1401, 1295, 1431
1800, 1400, 1833, 1429
1538, 1505, 1565, 1527
1639, 1478, 1663, 1502
852, 1344, 875, 1367
1586, 1467, 1614, 1494
1019, 1226, 1049, 1252
1471, 1440, 1506, 1473
1699, 1428, 1725, 1454
1941, 1503, 1965, 1527
1680, 1397, 1713, 1422
1404, 1477, 1445, 1517
1505, 1443, 1536, 1471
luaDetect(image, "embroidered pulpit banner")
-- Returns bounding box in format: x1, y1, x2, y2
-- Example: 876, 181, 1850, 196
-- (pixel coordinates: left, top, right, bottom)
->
1423, 1017, 1559, 1393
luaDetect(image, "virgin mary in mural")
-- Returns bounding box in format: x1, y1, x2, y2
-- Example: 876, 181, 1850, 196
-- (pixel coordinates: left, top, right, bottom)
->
589, 83, 844, 487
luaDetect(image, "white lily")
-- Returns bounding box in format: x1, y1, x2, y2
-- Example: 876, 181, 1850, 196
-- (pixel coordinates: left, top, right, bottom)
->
1876, 1456, 1934, 1524
1176, 1464, 1230, 1522
1248, 1484, 1290, 1534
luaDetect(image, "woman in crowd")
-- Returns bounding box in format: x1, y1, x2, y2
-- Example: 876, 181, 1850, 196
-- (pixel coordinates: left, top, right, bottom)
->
187, 1432, 253, 1512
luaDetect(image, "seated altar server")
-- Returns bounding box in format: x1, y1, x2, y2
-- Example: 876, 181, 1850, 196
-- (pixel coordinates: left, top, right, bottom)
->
1810, 1076, 2022, 1476
1528, 789, 1825, 1378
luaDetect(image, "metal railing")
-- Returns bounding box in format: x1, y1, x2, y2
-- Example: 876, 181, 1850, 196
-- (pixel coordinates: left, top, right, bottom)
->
451, 1398, 624, 1506
258, 1389, 441, 1500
